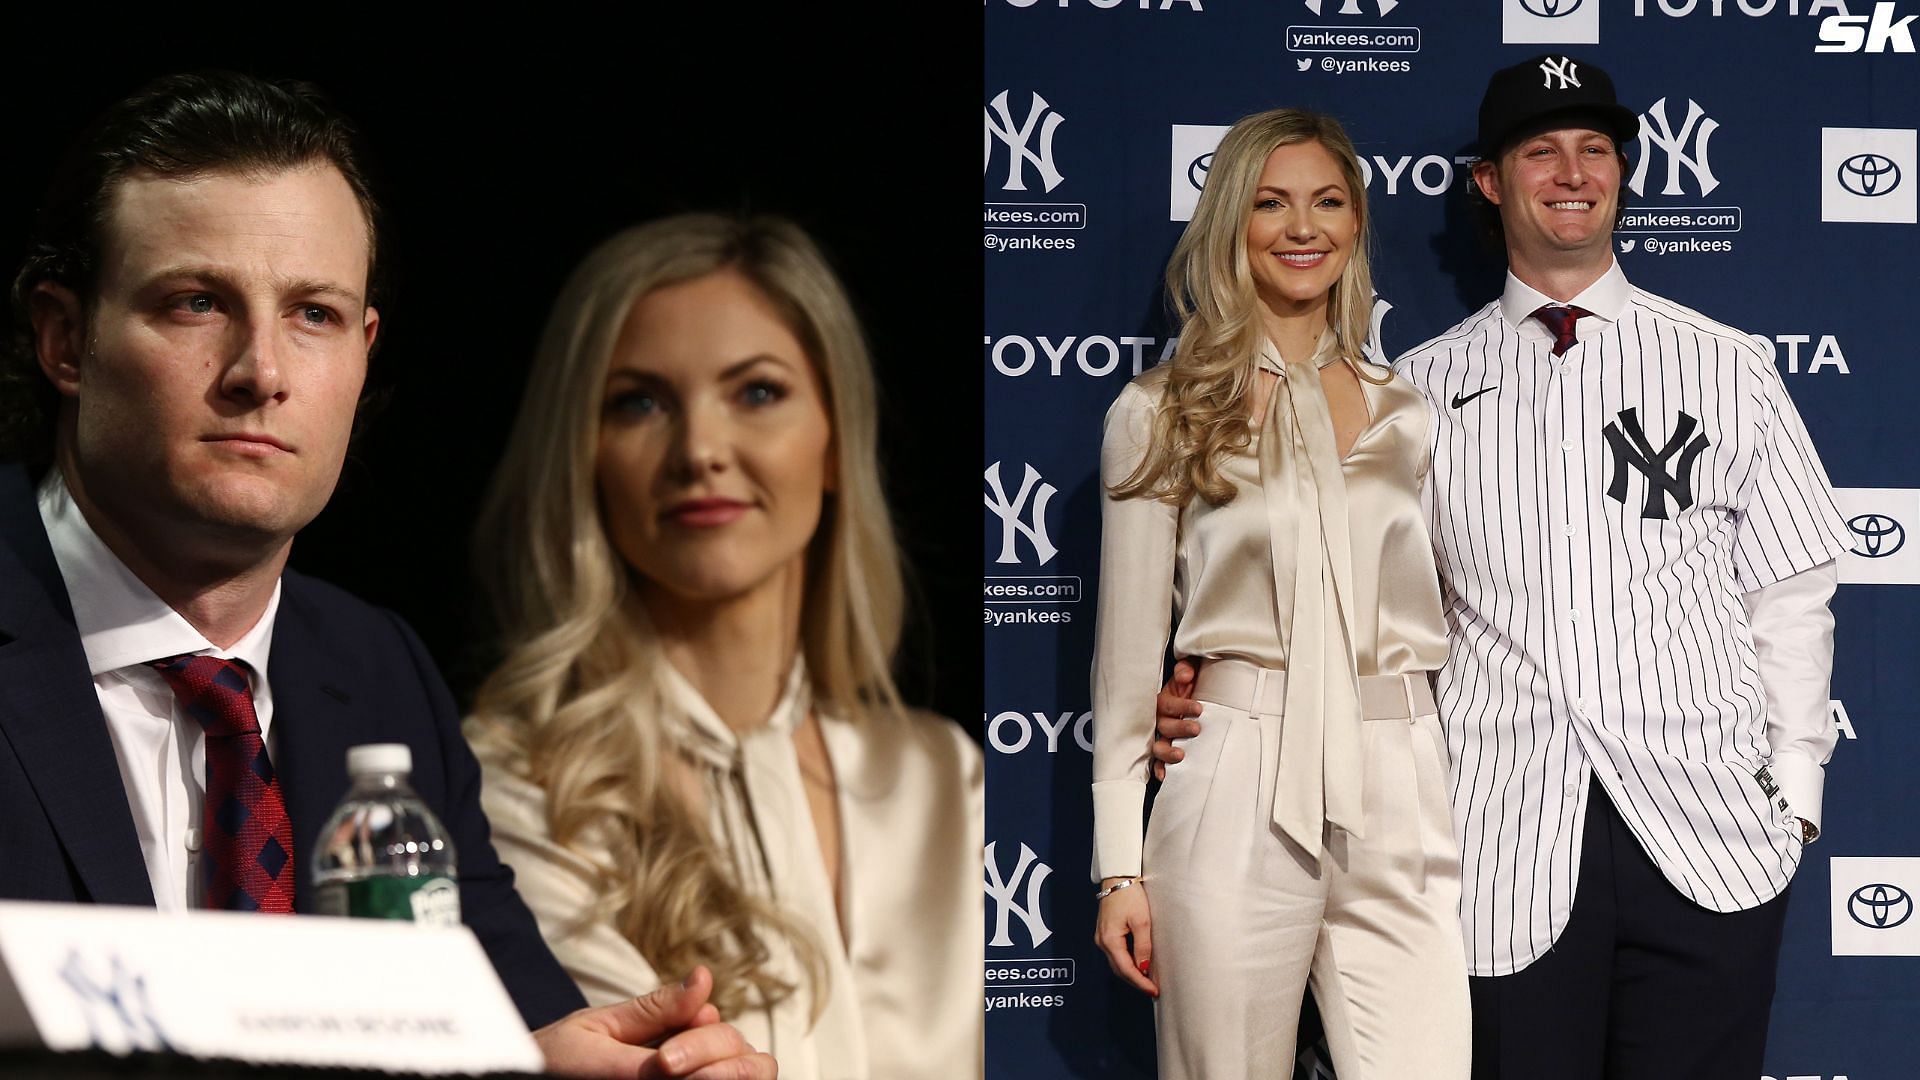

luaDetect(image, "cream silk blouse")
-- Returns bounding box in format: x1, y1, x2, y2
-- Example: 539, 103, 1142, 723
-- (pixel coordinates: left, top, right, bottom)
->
1090, 337, 1450, 881
479, 660, 983, 1080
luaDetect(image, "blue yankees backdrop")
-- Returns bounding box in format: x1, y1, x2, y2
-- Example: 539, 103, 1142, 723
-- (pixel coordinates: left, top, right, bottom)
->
984, 3, 1919, 1079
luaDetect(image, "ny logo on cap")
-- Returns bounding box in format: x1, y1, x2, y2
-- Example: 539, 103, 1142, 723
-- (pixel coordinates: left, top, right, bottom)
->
1539, 56, 1581, 90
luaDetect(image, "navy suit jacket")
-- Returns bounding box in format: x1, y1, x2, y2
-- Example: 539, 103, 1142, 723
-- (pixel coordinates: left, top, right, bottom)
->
0, 466, 586, 1029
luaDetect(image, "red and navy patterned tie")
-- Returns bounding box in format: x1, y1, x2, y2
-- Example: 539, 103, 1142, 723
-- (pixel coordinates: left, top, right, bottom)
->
1532, 303, 1593, 357
149, 655, 296, 913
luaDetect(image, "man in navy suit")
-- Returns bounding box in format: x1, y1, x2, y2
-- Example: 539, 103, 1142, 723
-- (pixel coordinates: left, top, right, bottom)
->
0, 71, 774, 1079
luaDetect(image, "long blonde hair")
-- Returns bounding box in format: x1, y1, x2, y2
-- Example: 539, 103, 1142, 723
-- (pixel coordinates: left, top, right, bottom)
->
465, 213, 906, 1017
1112, 108, 1386, 507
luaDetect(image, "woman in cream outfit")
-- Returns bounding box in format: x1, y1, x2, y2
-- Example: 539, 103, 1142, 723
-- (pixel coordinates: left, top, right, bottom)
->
465, 215, 983, 1080
1090, 110, 1470, 1077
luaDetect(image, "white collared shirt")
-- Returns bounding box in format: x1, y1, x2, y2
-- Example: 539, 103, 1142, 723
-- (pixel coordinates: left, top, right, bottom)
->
37, 470, 282, 911
1396, 260, 1851, 975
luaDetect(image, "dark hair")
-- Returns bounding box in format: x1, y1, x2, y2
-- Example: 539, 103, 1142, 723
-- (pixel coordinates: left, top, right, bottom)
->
2, 70, 385, 465
1465, 138, 1633, 255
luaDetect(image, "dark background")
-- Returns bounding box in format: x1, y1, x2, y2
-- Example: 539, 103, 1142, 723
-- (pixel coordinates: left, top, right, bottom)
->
2, 14, 983, 737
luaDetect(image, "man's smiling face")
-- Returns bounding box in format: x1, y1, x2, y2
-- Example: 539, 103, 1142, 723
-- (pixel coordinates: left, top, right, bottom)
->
1473, 125, 1623, 267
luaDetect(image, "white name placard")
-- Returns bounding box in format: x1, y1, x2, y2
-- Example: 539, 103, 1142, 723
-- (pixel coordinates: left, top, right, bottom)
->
0, 901, 543, 1075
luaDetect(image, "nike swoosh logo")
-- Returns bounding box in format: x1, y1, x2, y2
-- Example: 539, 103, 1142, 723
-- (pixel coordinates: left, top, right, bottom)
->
1450, 386, 1497, 409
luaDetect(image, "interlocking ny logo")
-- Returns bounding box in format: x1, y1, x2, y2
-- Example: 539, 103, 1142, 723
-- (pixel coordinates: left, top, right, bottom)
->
984, 461, 1058, 566
1520, 0, 1583, 15
1632, 98, 1721, 197
59, 950, 174, 1054
1304, 0, 1401, 14
984, 91, 1065, 194
1539, 56, 1581, 89
1602, 408, 1711, 520
984, 841, 1054, 947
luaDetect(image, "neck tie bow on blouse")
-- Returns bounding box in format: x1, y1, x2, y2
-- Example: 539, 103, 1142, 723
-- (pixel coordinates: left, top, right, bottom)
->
1255, 339, 1365, 859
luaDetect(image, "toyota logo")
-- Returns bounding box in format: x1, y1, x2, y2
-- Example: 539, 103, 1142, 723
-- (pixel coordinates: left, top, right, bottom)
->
1519, 0, 1583, 15
1188, 152, 1213, 193
1848, 513, 1905, 558
1838, 153, 1902, 197
1848, 883, 1914, 929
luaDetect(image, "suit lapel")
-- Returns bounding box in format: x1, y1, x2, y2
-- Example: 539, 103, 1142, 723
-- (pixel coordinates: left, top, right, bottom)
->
269, 575, 380, 914
0, 472, 154, 906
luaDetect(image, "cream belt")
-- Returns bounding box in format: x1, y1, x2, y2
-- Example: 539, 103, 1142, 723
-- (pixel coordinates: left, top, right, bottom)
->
1194, 658, 1438, 877
1192, 659, 1435, 723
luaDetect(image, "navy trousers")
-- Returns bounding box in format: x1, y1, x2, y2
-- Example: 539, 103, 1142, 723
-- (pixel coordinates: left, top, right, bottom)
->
1468, 779, 1791, 1080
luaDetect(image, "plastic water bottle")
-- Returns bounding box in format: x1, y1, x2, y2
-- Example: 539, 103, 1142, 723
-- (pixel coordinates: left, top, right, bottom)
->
312, 743, 461, 926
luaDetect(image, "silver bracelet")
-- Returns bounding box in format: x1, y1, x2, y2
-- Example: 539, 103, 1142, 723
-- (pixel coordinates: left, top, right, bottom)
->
1095, 877, 1139, 900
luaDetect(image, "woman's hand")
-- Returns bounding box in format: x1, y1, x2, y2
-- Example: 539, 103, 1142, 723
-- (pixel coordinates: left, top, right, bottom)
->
1094, 879, 1158, 997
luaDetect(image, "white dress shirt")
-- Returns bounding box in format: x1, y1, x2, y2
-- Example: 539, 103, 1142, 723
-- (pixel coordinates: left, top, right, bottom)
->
1396, 260, 1851, 975
37, 470, 282, 912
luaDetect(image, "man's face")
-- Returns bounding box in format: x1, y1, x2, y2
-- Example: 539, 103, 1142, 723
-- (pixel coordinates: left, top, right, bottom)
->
51, 164, 377, 553
1473, 125, 1622, 267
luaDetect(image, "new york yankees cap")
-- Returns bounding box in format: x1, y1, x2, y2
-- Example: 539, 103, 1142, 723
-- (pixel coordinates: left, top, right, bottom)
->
1477, 54, 1640, 159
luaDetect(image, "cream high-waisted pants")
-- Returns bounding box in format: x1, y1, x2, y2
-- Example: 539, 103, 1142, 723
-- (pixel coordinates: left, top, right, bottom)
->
1142, 661, 1471, 1079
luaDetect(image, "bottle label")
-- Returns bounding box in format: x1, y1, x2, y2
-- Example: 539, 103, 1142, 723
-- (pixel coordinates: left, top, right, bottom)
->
316, 875, 462, 926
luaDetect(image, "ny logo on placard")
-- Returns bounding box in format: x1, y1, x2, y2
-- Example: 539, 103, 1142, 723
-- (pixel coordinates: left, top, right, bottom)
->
984, 841, 1054, 947
984, 461, 1059, 566
1633, 98, 1720, 197
1539, 56, 1581, 89
1603, 407, 1711, 520
59, 950, 174, 1054
984, 91, 1065, 194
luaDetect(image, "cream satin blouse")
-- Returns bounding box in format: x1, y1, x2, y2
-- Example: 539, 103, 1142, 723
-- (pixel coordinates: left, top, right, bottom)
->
479, 660, 984, 1080
1090, 336, 1450, 881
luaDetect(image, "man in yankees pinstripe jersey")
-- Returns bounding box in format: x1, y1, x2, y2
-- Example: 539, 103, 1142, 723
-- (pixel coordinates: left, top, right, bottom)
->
1150, 55, 1852, 1077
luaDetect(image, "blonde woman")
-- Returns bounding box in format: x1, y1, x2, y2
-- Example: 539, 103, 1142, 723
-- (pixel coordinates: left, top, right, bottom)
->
1089, 110, 1470, 1076
465, 214, 983, 1080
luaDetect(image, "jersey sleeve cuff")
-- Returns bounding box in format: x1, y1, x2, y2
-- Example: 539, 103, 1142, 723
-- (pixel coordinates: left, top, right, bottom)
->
1771, 752, 1826, 835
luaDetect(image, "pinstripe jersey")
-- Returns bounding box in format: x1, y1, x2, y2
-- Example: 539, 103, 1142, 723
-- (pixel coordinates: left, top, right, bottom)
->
1394, 262, 1851, 976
